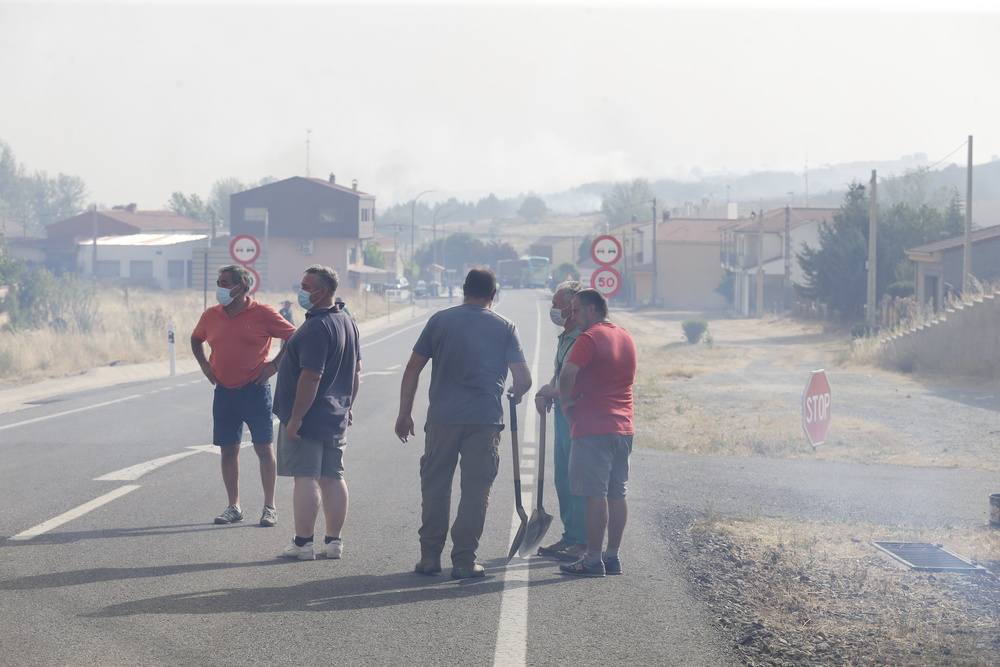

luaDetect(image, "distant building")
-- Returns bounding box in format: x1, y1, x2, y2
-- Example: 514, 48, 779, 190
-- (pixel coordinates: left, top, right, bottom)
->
720, 207, 839, 316
43, 204, 210, 278
906, 224, 1000, 313
228, 175, 376, 293
75, 233, 208, 289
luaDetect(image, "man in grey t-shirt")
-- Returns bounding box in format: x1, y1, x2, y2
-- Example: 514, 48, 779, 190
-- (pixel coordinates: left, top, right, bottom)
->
395, 268, 532, 579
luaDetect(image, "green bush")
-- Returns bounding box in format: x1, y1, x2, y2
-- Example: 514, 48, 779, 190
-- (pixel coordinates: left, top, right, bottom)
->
681, 317, 709, 344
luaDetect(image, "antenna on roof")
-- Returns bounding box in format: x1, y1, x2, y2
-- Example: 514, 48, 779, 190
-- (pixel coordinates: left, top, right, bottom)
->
306, 128, 312, 177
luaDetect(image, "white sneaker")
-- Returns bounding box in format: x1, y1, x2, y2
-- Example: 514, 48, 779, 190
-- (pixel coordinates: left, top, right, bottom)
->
282, 541, 315, 560
325, 538, 343, 559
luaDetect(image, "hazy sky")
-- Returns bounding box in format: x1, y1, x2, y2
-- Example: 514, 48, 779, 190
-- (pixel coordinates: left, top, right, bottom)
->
2, 1, 998, 211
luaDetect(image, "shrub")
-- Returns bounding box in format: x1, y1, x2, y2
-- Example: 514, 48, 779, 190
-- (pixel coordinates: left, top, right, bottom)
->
681, 317, 709, 344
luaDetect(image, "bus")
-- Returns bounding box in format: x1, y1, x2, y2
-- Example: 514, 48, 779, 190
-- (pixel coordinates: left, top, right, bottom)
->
496, 256, 550, 289
523, 256, 550, 288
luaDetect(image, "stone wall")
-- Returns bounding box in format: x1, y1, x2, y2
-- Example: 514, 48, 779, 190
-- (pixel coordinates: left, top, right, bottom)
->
879, 293, 1000, 377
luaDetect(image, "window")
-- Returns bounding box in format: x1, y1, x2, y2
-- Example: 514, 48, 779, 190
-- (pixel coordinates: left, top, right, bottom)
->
319, 208, 336, 223
130, 260, 154, 279
361, 208, 370, 222
245, 207, 267, 222
95, 260, 120, 277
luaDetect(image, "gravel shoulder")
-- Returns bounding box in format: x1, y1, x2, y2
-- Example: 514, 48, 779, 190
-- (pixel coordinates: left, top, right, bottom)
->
618, 308, 1000, 666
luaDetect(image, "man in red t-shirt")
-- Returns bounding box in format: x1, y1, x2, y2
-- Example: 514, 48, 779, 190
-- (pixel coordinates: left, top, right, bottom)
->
558, 288, 636, 577
192, 265, 297, 527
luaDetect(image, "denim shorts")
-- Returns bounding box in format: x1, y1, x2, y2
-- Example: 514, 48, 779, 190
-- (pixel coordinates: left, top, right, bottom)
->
568, 433, 633, 499
276, 422, 347, 479
212, 382, 274, 447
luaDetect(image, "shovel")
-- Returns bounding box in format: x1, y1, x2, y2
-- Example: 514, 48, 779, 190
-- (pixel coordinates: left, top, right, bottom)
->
519, 408, 553, 557
505, 395, 529, 563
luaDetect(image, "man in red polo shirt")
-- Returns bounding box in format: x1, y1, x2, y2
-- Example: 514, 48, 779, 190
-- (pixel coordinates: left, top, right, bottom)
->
192, 264, 297, 527
558, 288, 636, 577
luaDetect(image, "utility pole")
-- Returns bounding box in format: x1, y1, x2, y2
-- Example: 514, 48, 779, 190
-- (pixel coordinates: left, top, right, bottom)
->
756, 200, 764, 317
963, 135, 973, 293
866, 170, 877, 327
306, 129, 312, 177
783, 204, 791, 313
651, 198, 657, 307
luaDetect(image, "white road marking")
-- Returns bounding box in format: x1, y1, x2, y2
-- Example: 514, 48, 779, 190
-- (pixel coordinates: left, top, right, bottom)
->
94, 450, 202, 481
493, 489, 533, 667
8, 485, 140, 541
0, 394, 143, 432
493, 297, 545, 667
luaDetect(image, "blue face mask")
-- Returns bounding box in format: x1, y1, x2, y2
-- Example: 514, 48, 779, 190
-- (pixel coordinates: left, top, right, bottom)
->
216, 286, 236, 306
298, 288, 319, 310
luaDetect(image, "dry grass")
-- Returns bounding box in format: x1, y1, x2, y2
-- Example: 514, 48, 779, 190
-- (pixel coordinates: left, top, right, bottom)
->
0, 285, 399, 385
684, 512, 1000, 666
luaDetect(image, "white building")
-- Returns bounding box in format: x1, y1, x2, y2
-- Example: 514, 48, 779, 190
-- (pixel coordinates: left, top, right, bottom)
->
76, 234, 209, 290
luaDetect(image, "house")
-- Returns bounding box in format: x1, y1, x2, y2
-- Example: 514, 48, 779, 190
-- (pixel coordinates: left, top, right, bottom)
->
228, 174, 376, 293
76, 233, 209, 289
906, 224, 1000, 313
43, 204, 211, 278
528, 236, 578, 273
630, 215, 734, 310
720, 207, 839, 316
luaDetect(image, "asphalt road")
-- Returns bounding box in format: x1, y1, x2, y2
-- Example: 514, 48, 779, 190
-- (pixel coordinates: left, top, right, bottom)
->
0, 290, 738, 667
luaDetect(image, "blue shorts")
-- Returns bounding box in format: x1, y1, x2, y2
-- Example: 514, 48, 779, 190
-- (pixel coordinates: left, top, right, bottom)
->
212, 382, 274, 447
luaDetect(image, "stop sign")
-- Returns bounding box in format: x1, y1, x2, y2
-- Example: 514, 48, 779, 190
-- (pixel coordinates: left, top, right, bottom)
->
802, 370, 831, 447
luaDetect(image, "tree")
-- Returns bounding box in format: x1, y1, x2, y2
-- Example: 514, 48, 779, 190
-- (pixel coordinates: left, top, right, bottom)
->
208, 177, 246, 230
0, 140, 88, 234
166, 192, 211, 223
517, 196, 547, 223
555, 262, 579, 282
796, 183, 871, 321
601, 179, 655, 226
797, 182, 965, 321
363, 241, 386, 269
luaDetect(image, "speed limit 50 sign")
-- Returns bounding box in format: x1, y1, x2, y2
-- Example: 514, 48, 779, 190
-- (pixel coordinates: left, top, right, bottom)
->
591, 266, 621, 297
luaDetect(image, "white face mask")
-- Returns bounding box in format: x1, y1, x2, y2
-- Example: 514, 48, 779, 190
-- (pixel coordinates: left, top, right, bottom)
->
549, 307, 567, 327
216, 286, 237, 306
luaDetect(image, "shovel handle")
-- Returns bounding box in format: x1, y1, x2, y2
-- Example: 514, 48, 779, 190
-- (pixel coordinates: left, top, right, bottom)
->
509, 395, 526, 517
537, 409, 546, 507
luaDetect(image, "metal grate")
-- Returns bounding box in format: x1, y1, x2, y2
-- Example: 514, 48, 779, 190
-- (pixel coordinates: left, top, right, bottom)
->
871, 541, 988, 573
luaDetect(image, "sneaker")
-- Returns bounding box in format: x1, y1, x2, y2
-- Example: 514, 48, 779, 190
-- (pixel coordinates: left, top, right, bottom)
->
259, 506, 277, 527
559, 555, 606, 577
537, 539, 572, 557
603, 555, 622, 575
554, 543, 588, 562
325, 538, 344, 559
214, 505, 243, 524
282, 540, 315, 560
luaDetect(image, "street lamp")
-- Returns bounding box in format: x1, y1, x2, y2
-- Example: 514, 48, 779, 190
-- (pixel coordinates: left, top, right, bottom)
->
410, 189, 434, 313
432, 204, 454, 270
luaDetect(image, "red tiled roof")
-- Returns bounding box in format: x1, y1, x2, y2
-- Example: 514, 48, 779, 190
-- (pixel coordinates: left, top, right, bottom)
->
46, 209, 209, 239
654, 218, 734, 244
721, 207, 839, 234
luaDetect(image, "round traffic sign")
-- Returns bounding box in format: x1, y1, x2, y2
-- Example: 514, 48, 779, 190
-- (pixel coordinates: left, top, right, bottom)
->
230, 234, 261, 265
802, 370, 831, 447
590, 235, 622, 266
591, 266, 621, 297
244, 266, 261, 296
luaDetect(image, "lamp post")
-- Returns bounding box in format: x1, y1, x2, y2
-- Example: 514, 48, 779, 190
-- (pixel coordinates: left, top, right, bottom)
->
411, 189, 434, 314
432, 205, 454, 271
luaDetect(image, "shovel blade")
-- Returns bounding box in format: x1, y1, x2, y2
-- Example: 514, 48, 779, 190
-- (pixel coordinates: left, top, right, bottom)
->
506, 521, 527, 563
518, 508, 554, 558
